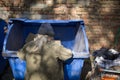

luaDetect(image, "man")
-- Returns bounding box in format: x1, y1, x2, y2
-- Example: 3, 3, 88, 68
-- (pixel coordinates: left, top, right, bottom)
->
17, 23, 72, 80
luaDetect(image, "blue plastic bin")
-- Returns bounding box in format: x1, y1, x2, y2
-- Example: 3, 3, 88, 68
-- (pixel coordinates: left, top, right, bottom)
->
2, 19, 89, 80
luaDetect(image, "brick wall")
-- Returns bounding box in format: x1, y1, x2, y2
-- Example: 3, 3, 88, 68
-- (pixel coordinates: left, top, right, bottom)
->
0, 0, 120, 51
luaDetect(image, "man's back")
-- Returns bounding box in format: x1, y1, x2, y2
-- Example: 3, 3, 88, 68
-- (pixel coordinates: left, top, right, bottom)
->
17, 35, 72, 80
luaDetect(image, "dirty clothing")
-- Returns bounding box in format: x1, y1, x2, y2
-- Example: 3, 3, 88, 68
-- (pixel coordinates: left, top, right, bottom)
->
17, 34, 72, 80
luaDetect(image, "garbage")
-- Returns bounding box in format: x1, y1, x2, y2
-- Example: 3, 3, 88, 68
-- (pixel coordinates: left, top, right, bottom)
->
86, 47, 120, 80
93, 47, 120, 69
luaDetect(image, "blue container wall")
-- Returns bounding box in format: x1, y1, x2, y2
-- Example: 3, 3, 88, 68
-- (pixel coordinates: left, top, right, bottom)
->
6, 21, 79, 51
0, 19, 6, 51
0, 19, 7, 75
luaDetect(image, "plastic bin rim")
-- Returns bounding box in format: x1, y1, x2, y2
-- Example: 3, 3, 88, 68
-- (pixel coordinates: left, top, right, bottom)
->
9, 18, 84, 23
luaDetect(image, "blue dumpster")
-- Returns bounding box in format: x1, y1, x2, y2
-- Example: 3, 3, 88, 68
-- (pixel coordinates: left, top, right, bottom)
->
2, 18, 89, 80
0, 19, 7, 75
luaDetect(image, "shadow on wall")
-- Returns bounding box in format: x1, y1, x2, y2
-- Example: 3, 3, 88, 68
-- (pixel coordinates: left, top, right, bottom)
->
18, 0, 120, 50
0, 0, 91, 19
85, 0, 120, 51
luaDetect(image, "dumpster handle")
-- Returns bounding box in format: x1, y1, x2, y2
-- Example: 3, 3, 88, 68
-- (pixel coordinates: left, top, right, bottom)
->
2, 50, 17, 57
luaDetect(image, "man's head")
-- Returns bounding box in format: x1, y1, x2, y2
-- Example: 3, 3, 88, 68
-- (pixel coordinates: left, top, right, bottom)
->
38, 23, 55, 37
